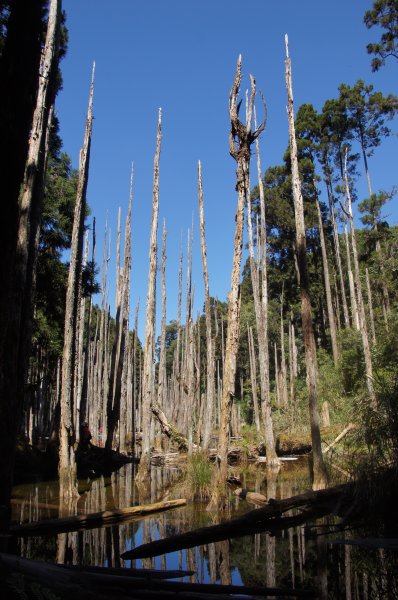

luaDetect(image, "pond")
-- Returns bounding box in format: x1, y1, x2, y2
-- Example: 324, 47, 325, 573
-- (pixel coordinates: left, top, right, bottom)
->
9, 458, 398, 598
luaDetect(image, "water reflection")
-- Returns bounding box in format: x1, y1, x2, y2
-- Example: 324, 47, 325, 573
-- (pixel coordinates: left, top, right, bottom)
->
11, 458, 398, 597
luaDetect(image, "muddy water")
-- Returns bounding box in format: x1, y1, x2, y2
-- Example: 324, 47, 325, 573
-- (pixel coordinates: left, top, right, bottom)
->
10, 458, 397, 598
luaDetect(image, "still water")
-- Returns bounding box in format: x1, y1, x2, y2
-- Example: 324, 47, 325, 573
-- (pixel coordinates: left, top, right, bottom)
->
10, 458, 398, 598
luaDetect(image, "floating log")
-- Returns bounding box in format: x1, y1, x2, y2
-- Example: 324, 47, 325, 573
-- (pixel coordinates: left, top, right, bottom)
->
10, 498, 187, 537
121, 483, 353, 560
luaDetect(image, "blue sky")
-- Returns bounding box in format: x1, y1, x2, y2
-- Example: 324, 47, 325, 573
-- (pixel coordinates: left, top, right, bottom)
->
57, 1, 397, 339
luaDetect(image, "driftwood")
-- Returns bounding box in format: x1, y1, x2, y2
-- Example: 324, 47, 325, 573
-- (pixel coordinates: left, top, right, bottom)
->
10, 498, 186, 537
0, 553, 316, 599
121, 483, 354, 560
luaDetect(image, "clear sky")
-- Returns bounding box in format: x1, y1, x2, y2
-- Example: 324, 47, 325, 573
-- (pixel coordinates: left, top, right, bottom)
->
57, 0, 397, 340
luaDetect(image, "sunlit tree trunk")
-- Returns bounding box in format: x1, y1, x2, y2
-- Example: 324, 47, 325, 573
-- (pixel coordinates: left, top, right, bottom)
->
59, 63, 94, 502
315, 195, 339, 365
343, 151, 375, 406
157, 220, 167, 412
137, 109, 162, 480
247, 113, 279, 465
198, 162, 215, 449
285, 36, 327, 490
248, 325, 260, 432
216, 56, 265, 495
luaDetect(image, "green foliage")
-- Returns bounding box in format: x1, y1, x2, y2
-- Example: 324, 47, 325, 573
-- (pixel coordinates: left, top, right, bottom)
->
185, 451, 213, 499
338, 328, 366, 395
364, 0, 398, 70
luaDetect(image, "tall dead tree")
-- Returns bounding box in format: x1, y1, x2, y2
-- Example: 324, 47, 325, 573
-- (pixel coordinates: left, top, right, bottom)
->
217, 56, 265, 483
59, 63, 95, 499
247, 108, 279, 465
343, 151, 376, 405
137, 109, 162, 480
315, 195, 339, 365
157, 220, 167, 411
198, 162, 215, 449
106, 167, 133, 450
285, 36, 327, 489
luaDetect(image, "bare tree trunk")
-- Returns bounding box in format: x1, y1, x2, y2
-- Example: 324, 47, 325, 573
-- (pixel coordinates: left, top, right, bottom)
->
198, 162, 215, 449
326, 173, 350, 328
343, 206, 360, 331
315, 195, 339, 365
117, 169, 133, 453
365, 268, 376, 346
343, 151, 375, 405
137, 109, 162, 480
59, 63, 94, 500
285, 36, 327, 490
247, 113, 279, 465
216, 56, 265, 493
279, 296, 289, 409
157, 220, 167, 411
248, 325, 260, 432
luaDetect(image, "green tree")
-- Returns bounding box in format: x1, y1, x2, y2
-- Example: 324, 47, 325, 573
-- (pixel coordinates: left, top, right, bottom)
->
338, 81, 398, 197
364, 0, 398, 70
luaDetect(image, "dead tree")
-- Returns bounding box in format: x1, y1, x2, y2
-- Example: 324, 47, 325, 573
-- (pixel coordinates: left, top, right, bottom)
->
217, 56, 265, 485
137, 109, 162, 480
59, 63, 95, 500
247, 110, 279, 465
285, 36, 327, 490
343, 150, 375, 406
315, 195, 339, 365
198, 162, 215, 449
157, 220, 167, 411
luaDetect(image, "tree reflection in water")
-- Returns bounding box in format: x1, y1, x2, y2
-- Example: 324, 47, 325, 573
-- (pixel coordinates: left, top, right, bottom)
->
10, 460, 398, 597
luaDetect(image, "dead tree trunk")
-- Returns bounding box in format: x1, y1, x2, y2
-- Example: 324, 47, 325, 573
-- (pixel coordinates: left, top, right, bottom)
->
285, 36, 327, 490
137, 109, 162, 480
157, 220, 167, 411
198, 162, 215, 449
217, 56, 265, 488
343, 151, 375, 406
248, 325, 261, 432
315, 195, 339, 365
59, 63, 94, 500
365, 268, 376, 346
247, 113, 279, 465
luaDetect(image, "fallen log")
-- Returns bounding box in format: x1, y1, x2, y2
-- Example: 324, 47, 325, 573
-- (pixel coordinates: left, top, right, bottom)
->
121, 483, 354, 560
10, 498, 187, 537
